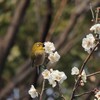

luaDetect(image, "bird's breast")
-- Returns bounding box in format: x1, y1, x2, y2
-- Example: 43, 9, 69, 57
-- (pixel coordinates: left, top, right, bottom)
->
34, 53, 45, 66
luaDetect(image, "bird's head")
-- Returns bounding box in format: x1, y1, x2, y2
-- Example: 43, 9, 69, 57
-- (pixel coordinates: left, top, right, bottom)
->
32, 42, 44, 52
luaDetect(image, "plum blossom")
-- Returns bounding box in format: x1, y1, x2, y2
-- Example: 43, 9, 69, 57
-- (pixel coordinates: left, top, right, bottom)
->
48, 77, 57, 87
49, 69, 67, 84
90, 24, 100, 34
81, 70, 87, 83
42, 69, 50, 79
48, 51, 60, 63
71, 67, 79, 75
71, 67, 87, 84
82, 34, 96, 53
28, 85, 38, 98
44, 42, 60, 63
42, 69, 67, 87
44, 41, 55, 54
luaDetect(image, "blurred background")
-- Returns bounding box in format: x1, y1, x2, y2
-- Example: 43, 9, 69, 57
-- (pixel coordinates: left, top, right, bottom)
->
0, 0, 100, 100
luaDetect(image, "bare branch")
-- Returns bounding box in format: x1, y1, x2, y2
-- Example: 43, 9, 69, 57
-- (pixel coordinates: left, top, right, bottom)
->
71, 42, 100, 100
87, 70, 100, 77
0, 0, 30, 76
40, 0, 53, 42
55, 0, 90, 49
74, 90, 94, 98
39, 80, 45, 100
45, 0, 67, 41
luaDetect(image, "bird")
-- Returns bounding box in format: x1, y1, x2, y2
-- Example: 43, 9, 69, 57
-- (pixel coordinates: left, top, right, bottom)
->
31, 42, 45, 74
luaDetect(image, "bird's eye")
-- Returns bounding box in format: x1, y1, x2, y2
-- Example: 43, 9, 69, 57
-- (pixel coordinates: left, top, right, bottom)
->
37, 44, 40, 46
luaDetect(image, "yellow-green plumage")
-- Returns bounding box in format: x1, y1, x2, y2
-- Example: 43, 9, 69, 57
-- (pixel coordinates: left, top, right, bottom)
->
31, 42, 45, 67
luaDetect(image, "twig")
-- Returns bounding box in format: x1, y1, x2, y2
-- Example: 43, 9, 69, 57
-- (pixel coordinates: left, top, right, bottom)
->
80, 42, 99, 74
90, 3, 95, 21
39, 80, 45, 100
74, 90, 94, 98
95, 7, 99, 23
70, 42, 99, 100
61, 95, 66, 100
87, 70, 100, 77
46, 0, 67, 41
56, 0, 90, 50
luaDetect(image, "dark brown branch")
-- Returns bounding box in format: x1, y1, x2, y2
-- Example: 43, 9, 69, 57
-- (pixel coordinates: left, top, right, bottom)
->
45, 0, 67, 41
40, 0, 53, 42
71, 42, 100, 100
80, 44, 99, 74
0, 0, 30, 75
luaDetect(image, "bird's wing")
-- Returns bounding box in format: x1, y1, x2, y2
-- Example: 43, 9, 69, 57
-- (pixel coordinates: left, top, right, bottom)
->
31, 53, 35, 67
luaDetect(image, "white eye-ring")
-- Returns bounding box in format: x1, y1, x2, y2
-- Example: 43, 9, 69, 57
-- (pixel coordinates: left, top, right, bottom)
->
37, 44, 40, 46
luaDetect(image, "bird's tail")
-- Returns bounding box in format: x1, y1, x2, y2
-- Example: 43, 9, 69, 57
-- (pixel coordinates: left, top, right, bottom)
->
33, 66, 41, 88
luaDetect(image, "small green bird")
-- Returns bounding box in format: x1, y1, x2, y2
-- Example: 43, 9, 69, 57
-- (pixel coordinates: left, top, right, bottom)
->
31, 42, 45, 73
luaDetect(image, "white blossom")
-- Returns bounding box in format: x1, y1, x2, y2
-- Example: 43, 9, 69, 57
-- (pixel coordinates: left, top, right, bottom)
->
49, 70, 67, 84
43, 69, 67, 87
48, 77, 57, 87
82, 34, 96, 53
44, 41, 55, 54
81, 70, 87, 83
42, 69, 50, 79
95, 91, 100, 100
71, 67, 87, 84
58, 72, 67, 84
28, 85, 38, 98
90, 24, 100, 34
71, 67, 79, 75
48, 51, 60, 63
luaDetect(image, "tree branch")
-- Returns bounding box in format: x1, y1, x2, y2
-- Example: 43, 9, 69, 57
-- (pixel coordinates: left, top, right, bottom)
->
74, 90, 94, 98
55, 0, 90, 50
87, 70, 100, 77
71, 42, 100, 100
45, 0, 67, 41
0, 0, 30, 76
40, 0, 53, 42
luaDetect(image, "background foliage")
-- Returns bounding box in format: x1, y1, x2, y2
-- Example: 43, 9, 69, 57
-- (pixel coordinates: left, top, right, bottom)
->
0, 0, 100, 100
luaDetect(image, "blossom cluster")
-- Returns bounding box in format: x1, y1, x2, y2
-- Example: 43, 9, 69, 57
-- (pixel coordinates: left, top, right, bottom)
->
82, 34, 96, 53
28, 42, 61, 98
82, 23, 100, 53
44, 42, 60, 63
71, 67, 87, 86
28, 69, 67, 98
28, 22, 100, 99
42, 69, 67, 87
